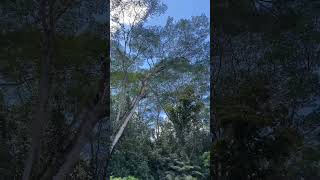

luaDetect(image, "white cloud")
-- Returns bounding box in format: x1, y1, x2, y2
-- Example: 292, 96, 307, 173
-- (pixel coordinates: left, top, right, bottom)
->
111, 0, 149, 33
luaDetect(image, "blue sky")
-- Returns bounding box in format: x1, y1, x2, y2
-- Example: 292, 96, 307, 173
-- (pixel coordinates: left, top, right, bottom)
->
142, 0, 210, 120
146, 0, 210, 26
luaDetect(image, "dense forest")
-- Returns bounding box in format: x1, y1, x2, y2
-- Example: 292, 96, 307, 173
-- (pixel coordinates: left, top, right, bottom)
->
109, 0, 210, 179
0, 0, 209, 179
211, 0, 320, 179
1, 0, 320, 180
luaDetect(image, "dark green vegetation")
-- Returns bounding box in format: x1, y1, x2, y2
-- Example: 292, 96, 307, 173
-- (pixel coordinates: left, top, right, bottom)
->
211, 0, 320, 179
0, 0, 209, 179
109, 1, 210, 179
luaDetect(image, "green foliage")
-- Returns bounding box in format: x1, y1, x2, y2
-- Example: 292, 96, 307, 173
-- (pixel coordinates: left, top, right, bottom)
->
0, 95, 14, 179
165, 86, 204, 156
201, 152, 210, 168
288, 145, 320, 178
150, 154, 206, 180
211, 2, 320, 177
213, 0, 316, 34
109, 13, 210, 178
110, 84, 209, 179
110, 118, 154, 179
111, 176, 139, 180
166, 86, 203, 128
213, 73, 304, 178
55, 33, 106, 67
0, 0, 211, 179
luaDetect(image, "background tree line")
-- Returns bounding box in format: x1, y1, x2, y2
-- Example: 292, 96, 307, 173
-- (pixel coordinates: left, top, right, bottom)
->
211, 0, 320, 179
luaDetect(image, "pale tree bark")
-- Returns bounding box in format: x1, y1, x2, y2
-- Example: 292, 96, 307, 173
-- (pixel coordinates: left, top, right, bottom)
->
109, 62, 166, 152
109, 79, 148, 153
50, 43, 164, 180
97, 62, 165, 180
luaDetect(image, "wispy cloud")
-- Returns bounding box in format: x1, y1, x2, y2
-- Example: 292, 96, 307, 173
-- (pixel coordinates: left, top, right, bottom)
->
111, 0, 149, 33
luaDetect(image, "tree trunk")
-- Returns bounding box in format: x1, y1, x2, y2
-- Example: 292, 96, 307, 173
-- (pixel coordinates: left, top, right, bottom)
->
102, 155, 111, 180
22, 0, 55, 179
52, 114, 98, 179
53, 55, 109, 179
109, 91, 146, 153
